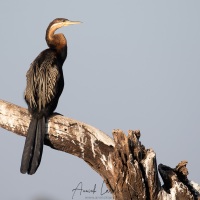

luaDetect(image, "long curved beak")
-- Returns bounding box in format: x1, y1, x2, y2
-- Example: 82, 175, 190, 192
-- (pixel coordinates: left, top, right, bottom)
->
64, 20, 82, 26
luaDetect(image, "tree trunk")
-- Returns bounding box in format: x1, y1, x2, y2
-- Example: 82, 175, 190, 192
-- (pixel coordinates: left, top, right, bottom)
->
0, 99, 200, 200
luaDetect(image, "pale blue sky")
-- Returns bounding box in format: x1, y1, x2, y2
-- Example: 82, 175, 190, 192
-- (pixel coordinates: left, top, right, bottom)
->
0, 1, 200, 199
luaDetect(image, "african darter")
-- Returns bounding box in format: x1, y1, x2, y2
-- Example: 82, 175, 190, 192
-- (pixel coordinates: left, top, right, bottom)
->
20, 18, 81, 175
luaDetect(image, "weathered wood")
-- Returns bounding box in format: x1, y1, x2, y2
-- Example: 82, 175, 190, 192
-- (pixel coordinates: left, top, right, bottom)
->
0, 99, 200, 200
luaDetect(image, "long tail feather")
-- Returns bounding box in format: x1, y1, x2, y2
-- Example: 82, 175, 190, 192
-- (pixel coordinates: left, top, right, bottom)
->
20, 118, 38, 174
20, 116, 46, 175
28, 116, 46, 175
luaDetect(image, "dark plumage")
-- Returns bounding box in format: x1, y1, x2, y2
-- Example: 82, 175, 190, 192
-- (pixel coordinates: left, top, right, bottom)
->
20, 18, 81, 175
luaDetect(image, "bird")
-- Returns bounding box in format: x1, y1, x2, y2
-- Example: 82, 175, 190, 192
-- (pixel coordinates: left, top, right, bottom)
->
20, 18, 81, 175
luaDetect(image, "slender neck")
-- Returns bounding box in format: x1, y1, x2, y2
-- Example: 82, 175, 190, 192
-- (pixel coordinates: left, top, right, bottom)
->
46, 24, 67, 61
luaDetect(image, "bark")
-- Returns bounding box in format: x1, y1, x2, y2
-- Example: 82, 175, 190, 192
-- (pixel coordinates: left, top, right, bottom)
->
0, 99, 200, 200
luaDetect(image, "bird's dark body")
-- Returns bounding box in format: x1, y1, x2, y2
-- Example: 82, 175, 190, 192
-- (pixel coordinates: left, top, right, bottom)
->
21, 49, 66, 175
25, 49, 65, 118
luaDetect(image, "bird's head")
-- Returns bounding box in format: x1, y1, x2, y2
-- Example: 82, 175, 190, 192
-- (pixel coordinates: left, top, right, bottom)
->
49, 18, 82, 30
46, 18, 81, 51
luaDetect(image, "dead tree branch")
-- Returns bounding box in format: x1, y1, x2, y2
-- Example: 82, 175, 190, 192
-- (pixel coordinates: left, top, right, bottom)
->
0, 99, 199, 200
